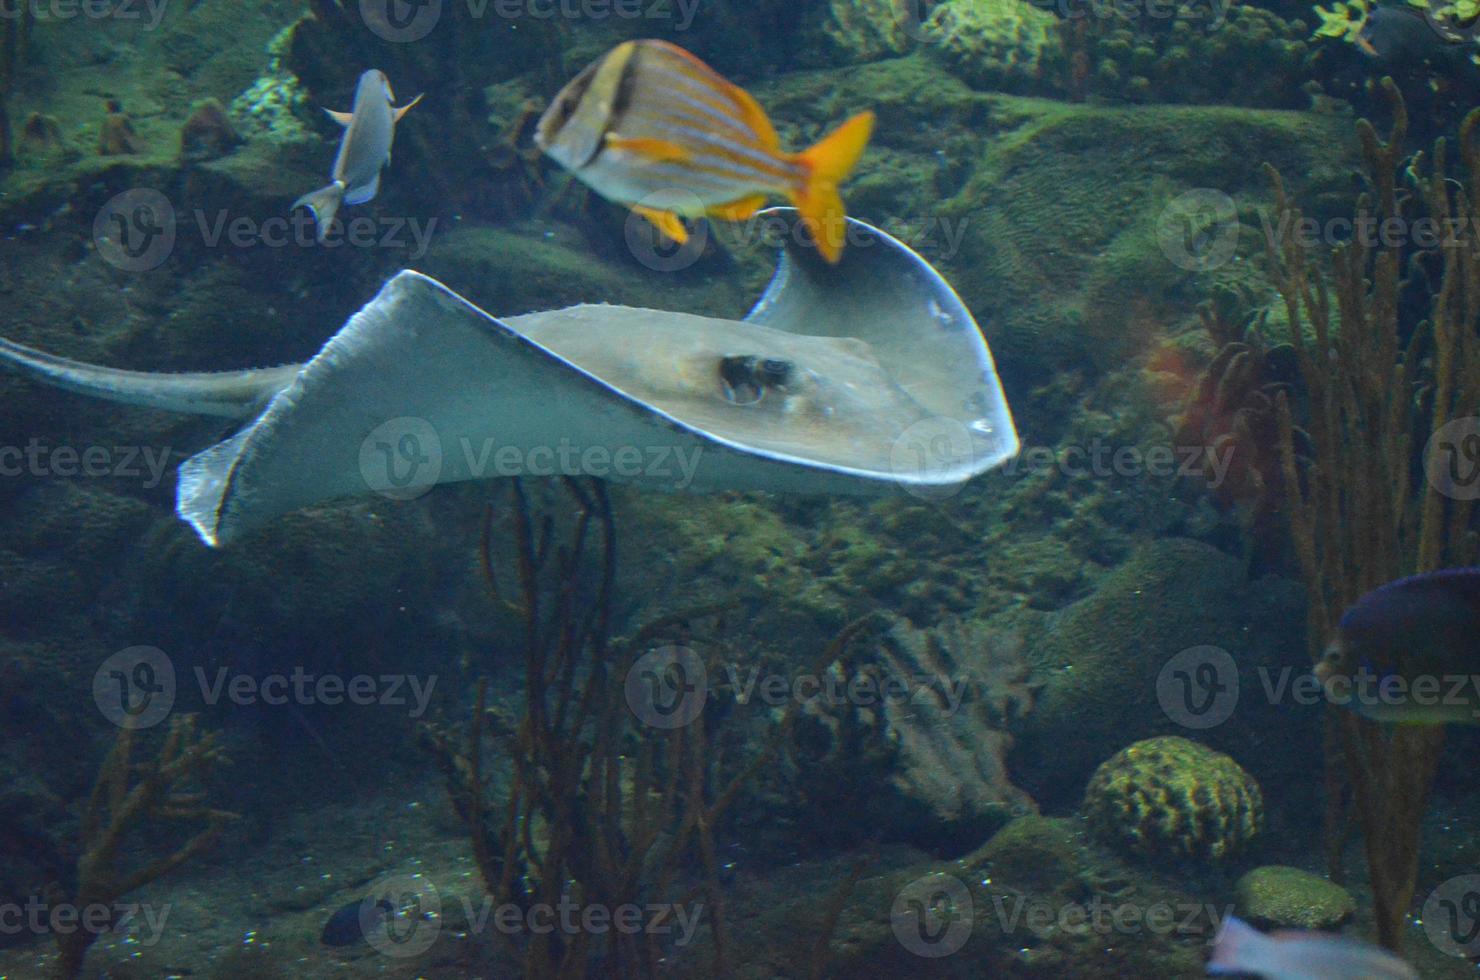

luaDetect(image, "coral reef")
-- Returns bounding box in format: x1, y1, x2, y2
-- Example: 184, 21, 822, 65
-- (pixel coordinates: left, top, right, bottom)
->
823, 0, 919, 61
422, 479, 872, 977
1011, 537, 1310, 807
226, 23, 313, 144
1082, 736, 1263, 862
1172, 286, 1313, 570
51, 716, 236, 978
790, 615, 1038, 853
1064, 2, 1312, 107
1235, 865, 1355, 929
179, 99, 242, 164
1262, 82, 1480, 949
923, 0, 1067, 93
98, 100, 145, 156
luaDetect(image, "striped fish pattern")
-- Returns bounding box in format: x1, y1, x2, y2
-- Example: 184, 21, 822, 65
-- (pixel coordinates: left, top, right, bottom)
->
536, 40, 874, 264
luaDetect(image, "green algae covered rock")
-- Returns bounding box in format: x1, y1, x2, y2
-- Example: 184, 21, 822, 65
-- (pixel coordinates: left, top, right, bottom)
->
1083, 736, 1262, 863
973, 815, 1084, 896
823, 0, 919, 61
923, 0, 1067, 93
1010, 537, 1289, 807
1235, 865, 1355, 929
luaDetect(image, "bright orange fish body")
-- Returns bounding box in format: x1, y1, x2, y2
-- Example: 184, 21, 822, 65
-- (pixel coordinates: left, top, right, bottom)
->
535, 40, 874, 264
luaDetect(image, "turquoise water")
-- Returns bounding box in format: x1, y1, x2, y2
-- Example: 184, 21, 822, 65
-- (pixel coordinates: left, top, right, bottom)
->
1, 2, 1479, 977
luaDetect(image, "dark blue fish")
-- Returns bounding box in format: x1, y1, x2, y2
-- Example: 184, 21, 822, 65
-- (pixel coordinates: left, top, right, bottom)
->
320, 896, 394, 947
1355, 4, 1471, 66
1315, 567, 1480, 724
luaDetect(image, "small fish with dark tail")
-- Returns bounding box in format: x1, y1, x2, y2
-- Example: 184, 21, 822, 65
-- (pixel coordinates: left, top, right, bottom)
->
535, 39, 874, 264
1314, 567, 1480, 725
1208, 915, 1418, 979
294, 70, 422, 242
320, 896, 394, 947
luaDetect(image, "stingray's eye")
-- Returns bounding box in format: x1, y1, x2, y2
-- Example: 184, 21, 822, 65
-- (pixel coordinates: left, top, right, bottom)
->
719, 355, 764, 406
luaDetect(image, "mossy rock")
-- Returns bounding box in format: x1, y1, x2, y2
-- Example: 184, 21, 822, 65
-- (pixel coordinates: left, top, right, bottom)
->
1235, 866, 1355, 929
1009, 537, 1311, 809
1083, 736, 1262, 863
970, 815, 1084, 896
923, 0, 1067, 94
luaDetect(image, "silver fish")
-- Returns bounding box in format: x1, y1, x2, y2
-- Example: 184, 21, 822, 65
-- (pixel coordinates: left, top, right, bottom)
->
293, 69, 422, 241
1208, 915, 1418, 979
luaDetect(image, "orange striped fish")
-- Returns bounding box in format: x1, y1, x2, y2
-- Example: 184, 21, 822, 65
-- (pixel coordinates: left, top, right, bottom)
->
535, 40, 874, 264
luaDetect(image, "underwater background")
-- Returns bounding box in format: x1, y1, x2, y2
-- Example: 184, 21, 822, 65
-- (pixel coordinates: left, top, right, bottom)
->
1, 0, 1480, 976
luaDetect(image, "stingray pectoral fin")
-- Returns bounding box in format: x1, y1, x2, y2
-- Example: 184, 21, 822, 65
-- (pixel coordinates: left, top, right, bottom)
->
176, 272, 720, 546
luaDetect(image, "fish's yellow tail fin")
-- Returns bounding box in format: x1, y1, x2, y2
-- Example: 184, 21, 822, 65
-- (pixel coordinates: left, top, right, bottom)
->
790, 110, 874, 264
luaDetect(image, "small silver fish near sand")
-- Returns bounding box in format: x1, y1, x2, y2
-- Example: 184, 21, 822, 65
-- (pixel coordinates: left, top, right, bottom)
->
293, 69, 422, 241
1208, 915, 1418, 979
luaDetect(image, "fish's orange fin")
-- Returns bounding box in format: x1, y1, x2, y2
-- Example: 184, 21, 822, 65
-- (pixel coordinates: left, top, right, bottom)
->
725, 83, 780, 150
707, 195, 767, 222
606, 135, 691, 164
632, 205, 690, 246
790, 110, 875, 264
324, 108, 355, 127
394, 93, 425, 123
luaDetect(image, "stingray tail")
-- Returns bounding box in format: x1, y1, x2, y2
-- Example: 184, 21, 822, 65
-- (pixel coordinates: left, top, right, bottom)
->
292, 180, 347, 243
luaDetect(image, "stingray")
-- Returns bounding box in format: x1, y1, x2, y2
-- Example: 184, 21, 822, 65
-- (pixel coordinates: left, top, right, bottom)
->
0, 210, 1018, 547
